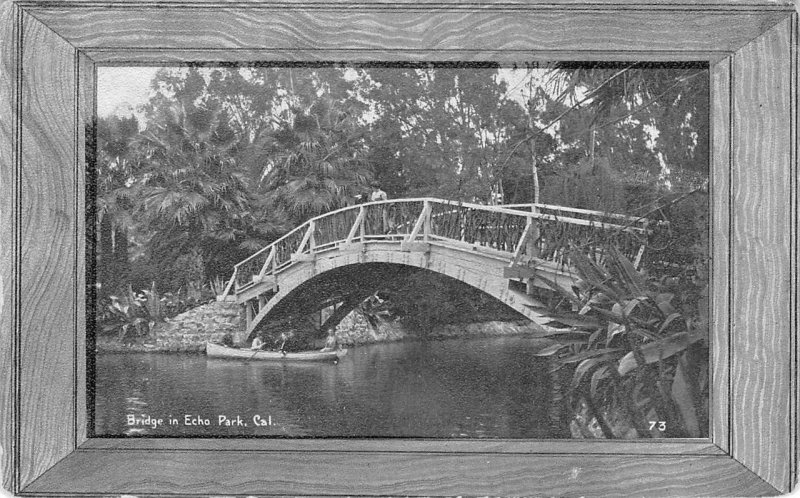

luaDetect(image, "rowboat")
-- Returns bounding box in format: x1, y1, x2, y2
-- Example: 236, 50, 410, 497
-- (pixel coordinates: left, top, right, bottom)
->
206, 342, 347, 362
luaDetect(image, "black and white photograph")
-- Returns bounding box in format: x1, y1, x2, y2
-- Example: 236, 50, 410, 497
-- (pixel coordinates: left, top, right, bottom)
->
93, 63, 710, 440
1, 2, 797, 496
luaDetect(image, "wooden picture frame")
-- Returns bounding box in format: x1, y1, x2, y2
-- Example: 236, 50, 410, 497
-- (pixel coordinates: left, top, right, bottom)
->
0, 1, 797, 495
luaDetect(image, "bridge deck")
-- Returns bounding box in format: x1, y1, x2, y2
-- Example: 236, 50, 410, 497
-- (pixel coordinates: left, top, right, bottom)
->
227, 198, 651, 339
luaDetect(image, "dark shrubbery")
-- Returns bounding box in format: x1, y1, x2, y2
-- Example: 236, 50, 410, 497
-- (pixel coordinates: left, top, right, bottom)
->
96, 281, 216, 343
363, 269, 525, 336
536, 246, 708, 438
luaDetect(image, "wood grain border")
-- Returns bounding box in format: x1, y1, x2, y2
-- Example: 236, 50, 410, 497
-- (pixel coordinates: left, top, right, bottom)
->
0, 1, 797, 496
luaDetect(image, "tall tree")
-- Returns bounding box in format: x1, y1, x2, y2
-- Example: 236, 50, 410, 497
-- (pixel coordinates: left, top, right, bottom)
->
130, 68, 262, 284
243, 94, 372, 224
360, 66, 529, 203
96, 114, 141, 294
545, 64, 709, 192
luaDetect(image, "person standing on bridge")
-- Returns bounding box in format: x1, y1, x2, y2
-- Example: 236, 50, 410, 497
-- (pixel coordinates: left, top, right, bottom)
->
370, 181, 387, 202
369, 181, 391, 233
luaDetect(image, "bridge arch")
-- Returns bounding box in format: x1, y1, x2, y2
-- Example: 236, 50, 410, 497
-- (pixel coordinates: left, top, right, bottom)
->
228, 197, 651, 344
243, 248, 545, 343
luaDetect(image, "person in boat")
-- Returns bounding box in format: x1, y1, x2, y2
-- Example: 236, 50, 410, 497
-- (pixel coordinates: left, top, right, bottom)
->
275, 330, 295, 352
250, 336, 264, 350
220, 332, 235, 347
320, 329, 338, 353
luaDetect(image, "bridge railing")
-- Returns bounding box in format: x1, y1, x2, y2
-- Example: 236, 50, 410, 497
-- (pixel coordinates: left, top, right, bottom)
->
426, 200, 648, 266
233, 197, 651, 293
368, 200, 427, 239
234, 199, 430, 290
427, 202, 528, 253
501, 202, 651, 230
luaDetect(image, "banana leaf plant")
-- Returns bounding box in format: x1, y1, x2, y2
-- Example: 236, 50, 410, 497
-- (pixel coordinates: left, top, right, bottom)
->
140, 281, 165, 322
535, 245, 708, 438
101, 284, 156, 342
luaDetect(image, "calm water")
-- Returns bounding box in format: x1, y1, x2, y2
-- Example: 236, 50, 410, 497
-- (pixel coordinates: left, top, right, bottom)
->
94, 336, 562, 438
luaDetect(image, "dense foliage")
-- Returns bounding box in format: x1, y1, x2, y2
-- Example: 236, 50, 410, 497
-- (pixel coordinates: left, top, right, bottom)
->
95, 63, 709, 327
535, 246, 708, 438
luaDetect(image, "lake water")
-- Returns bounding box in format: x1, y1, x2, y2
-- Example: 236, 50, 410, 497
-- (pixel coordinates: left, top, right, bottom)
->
93, 336, 565, 438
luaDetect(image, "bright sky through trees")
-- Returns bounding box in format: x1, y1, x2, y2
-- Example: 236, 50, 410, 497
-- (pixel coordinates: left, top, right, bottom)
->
98, 66, 548, 118
98, 67, 159, 118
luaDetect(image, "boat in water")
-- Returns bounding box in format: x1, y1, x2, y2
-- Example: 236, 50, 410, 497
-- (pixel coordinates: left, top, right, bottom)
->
206, 342, 347, 362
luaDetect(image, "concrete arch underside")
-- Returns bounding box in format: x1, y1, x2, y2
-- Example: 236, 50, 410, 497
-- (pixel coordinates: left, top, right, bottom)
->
245, 242, 554, 342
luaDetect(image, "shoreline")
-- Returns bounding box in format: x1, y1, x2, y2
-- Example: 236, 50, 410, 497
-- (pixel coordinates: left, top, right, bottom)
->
95, 319, 551, 354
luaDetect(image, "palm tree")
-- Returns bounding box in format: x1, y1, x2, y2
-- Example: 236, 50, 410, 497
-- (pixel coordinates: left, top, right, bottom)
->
95, 115, 141, 295
129, 92, 261, 283
243, 96, 373, 224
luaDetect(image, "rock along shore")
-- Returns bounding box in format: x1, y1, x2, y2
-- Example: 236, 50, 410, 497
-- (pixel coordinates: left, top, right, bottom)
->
95, 300, 241, 353
96, 301, 547, 353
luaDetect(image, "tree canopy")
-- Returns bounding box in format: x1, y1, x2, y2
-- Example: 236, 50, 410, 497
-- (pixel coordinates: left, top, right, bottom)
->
95, 63, 709, 294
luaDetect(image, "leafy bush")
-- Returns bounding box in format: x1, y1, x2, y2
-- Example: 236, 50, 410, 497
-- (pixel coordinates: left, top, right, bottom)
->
170, 249, 206, 291
99, 285, 155, 343
642, 192, 709, 279
96, 281, 215, 342
536, 245, 708, 438
126, 248, 215, 295
210, 275, 228, 297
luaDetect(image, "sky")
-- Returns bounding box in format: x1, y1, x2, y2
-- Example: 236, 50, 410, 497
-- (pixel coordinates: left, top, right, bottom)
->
97, 66, 159, 117
96, 66, 544, 119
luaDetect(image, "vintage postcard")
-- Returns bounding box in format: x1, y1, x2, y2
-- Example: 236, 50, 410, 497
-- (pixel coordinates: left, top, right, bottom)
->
1, 2, 796, 496
92, 63, 710, 441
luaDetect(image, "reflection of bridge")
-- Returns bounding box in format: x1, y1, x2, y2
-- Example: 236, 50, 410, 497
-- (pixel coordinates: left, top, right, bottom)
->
228, 198, 651, 342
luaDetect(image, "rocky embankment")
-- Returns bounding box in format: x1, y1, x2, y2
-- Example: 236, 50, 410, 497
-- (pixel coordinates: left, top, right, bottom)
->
96, 300, 241, 353
333, 311, 546, 346
97, 301, 547, 353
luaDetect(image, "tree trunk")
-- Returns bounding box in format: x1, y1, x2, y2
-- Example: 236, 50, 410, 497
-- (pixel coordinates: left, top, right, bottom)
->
528, 113, 540, 205
98, 215, 113, 296
526, 114, 541, 295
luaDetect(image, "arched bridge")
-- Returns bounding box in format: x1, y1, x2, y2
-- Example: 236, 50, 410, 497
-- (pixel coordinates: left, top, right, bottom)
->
226, 198, 651, 342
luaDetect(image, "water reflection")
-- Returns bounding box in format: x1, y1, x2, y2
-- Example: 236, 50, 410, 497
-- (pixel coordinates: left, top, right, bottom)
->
95, 336, 558, 438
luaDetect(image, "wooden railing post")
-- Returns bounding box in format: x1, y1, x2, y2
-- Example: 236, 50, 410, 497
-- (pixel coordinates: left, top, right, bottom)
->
510, 216, 534, 267
346, 206, 366, 244
528, 205, 540, 258
423, 200, 431, 242
257, 247, 276, 279
218, 268, 237, 301
309, 220, 316, 252
525, 208, 539, 296
406, 201, 431, 243
293, 222, 315, 259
